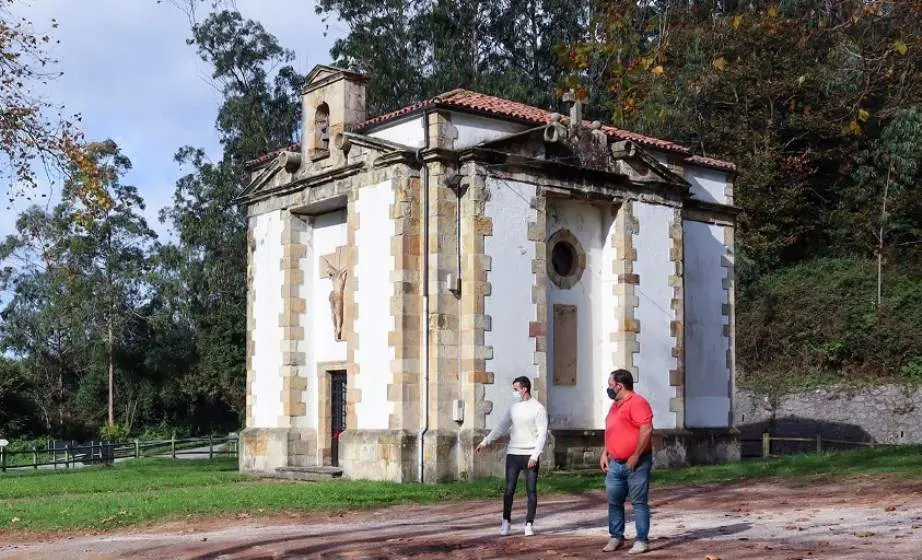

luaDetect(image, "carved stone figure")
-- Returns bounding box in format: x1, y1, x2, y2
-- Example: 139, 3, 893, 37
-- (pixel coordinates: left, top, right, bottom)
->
328, 265, 347, 341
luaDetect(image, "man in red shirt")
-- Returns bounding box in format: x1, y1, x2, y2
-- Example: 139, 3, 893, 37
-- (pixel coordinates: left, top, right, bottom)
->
600, 369, 653, 554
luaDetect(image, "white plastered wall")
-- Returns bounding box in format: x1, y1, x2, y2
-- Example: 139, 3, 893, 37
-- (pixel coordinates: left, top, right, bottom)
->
353, 180, 396, 430
483, 178, 537, 430
686, 167, 729, 205
452, 113, 528, 149
545, 199, 616, 430
633, 202, 678, 429
251, 210, 284, 428
367, 116, 425, 148
684, 220, 731, 427
301, 210, 348, 431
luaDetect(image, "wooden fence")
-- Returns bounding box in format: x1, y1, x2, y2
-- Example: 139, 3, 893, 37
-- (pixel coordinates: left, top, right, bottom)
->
0, 434, 238, 473
753, 432, 879, 458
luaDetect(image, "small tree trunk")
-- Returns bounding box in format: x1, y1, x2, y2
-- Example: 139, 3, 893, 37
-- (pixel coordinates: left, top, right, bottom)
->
877, 165, 891, 307
108, 319, 115, 426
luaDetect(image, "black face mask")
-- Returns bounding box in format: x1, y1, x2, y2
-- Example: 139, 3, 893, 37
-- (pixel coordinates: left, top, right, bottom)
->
606, 387, 617, 400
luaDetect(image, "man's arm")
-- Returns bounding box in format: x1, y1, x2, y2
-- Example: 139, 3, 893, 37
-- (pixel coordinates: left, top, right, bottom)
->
626, 400, 654, 471
528, 404, 549, 467
477, 407, 512, 451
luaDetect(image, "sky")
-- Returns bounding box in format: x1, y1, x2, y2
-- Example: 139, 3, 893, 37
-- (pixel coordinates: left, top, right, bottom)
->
1, 0, 343, 242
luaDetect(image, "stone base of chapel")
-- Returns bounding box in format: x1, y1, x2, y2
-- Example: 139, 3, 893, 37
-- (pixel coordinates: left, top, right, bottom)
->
238, 427, 319, 473
552, 428, 741, 470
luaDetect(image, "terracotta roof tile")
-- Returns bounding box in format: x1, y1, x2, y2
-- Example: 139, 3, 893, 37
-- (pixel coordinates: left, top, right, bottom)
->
243, 143, 299, 170
244, 89, 736, 172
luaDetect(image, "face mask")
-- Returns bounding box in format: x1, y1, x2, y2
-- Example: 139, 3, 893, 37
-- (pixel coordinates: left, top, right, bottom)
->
606, 387, 617, 400
512, 390, 523, 402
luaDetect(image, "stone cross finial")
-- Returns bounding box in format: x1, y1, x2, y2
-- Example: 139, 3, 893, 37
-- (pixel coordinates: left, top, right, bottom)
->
562, 89, 584, 128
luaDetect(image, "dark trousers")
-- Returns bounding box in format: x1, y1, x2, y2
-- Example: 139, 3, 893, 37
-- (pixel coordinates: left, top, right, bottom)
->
503, 454, 539, 523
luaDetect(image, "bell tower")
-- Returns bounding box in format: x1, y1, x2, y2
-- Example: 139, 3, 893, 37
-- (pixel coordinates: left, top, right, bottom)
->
301, 65, 367, 168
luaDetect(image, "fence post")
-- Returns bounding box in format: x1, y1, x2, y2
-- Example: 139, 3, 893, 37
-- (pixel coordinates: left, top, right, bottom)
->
65, 444, 70, 469
762, 432, 770, 458
135, 439, 140, 459
52, 444, 57, 470
816, 434, 823, 454
171, 432, 176, 460
32, 445, 37, 469
209, 435, 214, 460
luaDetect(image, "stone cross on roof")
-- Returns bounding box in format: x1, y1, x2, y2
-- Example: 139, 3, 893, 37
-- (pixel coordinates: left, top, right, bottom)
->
562, 89, 584, 130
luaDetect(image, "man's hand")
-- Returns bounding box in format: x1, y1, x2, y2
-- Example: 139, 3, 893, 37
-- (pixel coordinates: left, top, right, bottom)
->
599, 451, 609, 472
626, 454, 639, 472
474, 443, 485, 455
528, 458, 537, 469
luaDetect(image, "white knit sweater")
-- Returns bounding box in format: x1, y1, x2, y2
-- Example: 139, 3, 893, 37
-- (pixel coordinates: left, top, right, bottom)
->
481, 398, 549, 461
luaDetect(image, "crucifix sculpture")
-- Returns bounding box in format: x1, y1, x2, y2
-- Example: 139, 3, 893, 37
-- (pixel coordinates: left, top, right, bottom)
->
327, 263, 347, 342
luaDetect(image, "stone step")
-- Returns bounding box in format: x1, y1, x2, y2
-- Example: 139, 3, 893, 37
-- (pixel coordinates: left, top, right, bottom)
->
272, 466, 344, 481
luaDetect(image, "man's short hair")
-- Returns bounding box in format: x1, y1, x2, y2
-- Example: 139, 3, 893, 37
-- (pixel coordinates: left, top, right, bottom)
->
512, 376, 532, 394
610, 369, 634, 391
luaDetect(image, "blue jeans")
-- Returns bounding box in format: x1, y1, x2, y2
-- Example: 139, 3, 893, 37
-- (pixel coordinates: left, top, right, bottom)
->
605, 453, 652, 542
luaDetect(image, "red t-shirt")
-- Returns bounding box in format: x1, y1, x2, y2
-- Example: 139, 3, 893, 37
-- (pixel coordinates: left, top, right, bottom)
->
604, 392, 653, 461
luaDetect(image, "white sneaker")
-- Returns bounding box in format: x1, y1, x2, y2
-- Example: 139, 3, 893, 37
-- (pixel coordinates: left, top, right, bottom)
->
628, 541, 649, 554
602, 538, 624, 552
500, 519, 510, 536
524, 522, 534, 536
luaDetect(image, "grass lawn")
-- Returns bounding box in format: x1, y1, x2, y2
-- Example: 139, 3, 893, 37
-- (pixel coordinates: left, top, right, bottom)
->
2, 445, 921, 534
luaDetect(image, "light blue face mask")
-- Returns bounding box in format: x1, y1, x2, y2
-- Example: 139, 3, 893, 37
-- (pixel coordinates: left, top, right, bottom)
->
512, 390, 523, 402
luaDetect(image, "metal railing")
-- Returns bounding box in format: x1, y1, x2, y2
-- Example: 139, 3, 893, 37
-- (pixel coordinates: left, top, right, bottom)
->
0, 434, 238, 473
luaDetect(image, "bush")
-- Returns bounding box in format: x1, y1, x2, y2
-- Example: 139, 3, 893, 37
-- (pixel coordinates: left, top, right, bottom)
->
738, 258, 922, 391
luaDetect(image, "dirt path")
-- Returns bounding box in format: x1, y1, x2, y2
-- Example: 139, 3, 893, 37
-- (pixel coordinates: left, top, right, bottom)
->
2, 475, 921, 559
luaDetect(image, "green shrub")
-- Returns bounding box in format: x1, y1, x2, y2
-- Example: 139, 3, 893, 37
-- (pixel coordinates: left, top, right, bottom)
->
738, 258, 922, 391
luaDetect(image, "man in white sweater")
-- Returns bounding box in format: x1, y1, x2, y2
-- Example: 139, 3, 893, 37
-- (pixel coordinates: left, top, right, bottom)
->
475, 376, 549, 537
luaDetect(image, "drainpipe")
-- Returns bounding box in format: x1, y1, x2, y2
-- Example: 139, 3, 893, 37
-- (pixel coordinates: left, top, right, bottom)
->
417, 110, 431, 483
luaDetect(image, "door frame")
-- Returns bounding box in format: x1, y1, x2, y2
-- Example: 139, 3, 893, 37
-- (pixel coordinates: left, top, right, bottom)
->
316, 361, 348, 466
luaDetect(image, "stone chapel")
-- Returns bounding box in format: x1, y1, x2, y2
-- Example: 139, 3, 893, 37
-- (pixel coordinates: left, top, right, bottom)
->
238, 65, 740, 482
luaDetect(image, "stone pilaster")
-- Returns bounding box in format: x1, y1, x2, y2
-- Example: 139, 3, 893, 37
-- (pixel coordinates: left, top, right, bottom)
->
611, 202, 641, 380
528, 190, 549, 404
422, 158, 463, 483
388, 169, 422, 431
245, 219, 257, 427
345, 188, 361, 430
668, 209, 685, 425
723, 225, 736, 426
278, 212, 308, 428
460, 169, 494, 431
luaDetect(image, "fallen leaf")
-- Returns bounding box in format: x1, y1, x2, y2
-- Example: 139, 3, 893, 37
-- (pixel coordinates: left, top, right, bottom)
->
894, 40, 908, 55
785, 525, 798, 531
885, 505, 897, 512
652, 65, 665, 76
706, 555, 721, 560
10, 517, 20, 525
731, 15, 743, 29
854, 531, 875, 538
712, 57, 728, 72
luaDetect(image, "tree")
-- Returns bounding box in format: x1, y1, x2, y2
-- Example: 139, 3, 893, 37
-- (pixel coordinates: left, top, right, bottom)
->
316, 0, 592, 115
155, 10, 303, 423
63, 141, 158, 427
0, 0, 100, 205
847, 107, 922, 305
0, 141, 156, 435
0, 204, 96, 436
559, 0, 922, 273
